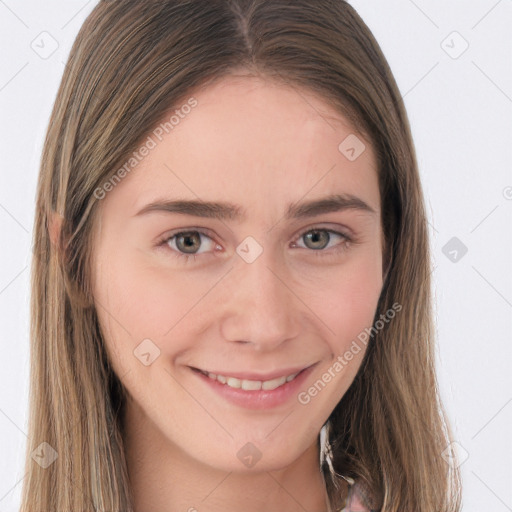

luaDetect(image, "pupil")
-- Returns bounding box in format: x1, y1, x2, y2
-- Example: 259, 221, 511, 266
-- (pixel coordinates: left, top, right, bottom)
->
178, 232, 200, 253
306, 230, 328, 250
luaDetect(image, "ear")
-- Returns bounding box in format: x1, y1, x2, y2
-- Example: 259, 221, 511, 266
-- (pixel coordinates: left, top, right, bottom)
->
48, 211, 64, 248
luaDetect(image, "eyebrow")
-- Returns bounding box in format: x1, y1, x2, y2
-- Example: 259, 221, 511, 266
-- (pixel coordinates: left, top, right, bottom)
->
134, 193, 377, 221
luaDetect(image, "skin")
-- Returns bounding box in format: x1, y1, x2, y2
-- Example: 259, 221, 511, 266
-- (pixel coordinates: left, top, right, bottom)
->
88, 74, 384, 512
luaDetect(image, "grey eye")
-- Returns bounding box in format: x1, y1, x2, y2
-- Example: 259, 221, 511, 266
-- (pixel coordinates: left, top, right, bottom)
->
302, 230, 331, 250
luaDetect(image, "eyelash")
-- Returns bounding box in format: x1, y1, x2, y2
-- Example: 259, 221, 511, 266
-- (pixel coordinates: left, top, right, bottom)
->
156, 227, 354, 263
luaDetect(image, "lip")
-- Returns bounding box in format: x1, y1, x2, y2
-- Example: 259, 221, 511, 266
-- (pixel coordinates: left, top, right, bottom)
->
190, 363, 318, 410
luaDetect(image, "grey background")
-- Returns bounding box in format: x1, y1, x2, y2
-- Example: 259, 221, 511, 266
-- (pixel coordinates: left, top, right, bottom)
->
0, 1, 511, 510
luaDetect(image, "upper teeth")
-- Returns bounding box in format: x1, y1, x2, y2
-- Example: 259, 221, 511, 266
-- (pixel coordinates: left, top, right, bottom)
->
205, 371, 300, 391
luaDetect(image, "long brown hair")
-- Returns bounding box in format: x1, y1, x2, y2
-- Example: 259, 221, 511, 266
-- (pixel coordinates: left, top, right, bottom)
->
22, 1, 462, 510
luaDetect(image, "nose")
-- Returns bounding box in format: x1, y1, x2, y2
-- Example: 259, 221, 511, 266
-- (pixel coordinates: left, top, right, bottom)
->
219, 249, 300, 351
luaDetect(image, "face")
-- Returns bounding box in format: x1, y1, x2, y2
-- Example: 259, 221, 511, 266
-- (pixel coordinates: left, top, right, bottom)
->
91, 74, 384, 473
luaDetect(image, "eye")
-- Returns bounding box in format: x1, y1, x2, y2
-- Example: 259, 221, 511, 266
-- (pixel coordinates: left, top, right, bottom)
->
291, 227, 353, 258
156, 226, 354, 263
157, 230, 220, 263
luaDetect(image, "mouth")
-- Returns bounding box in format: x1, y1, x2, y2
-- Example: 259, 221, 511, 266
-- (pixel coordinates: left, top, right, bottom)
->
188, 364, 317, 410
191, 367, 305, 391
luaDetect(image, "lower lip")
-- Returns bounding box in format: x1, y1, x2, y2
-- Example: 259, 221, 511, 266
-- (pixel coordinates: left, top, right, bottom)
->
192, 365, 316, 410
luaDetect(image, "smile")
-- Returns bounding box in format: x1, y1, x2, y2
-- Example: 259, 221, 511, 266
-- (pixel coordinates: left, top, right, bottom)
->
198, 369, 301, 391
190, 364, 317, 409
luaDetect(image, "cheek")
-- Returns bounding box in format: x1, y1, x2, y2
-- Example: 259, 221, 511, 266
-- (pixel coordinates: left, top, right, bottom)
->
307, 254, 383, 354
92, 251, 210, 357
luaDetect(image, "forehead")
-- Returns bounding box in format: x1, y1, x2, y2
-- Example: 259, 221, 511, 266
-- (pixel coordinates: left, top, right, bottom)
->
101, 74, 380, 224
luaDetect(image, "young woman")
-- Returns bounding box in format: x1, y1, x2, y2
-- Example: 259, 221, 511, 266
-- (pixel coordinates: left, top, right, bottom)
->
22, 1, 462, 511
